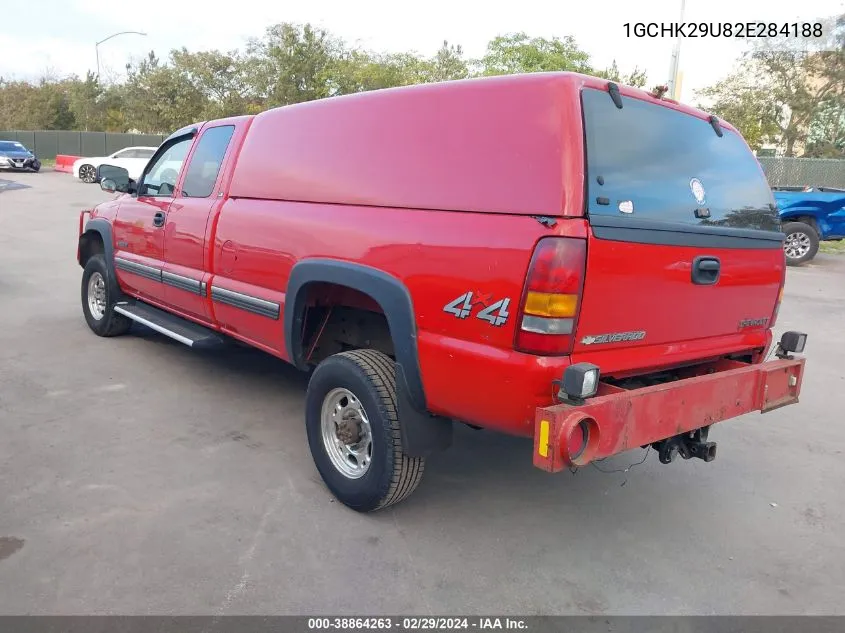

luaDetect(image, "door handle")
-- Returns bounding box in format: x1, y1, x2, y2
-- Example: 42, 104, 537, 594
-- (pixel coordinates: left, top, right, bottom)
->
153, 211, 166, 227
691, 256, 720, 285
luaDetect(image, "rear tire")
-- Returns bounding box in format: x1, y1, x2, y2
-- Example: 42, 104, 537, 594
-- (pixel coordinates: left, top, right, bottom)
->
306, 349, 425, 512
783, 222, 819, 265
81, 254, 131, 337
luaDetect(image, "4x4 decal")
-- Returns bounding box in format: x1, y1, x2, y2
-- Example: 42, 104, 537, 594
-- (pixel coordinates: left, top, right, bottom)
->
443, 292, 510, 326
443, 292, 474, 319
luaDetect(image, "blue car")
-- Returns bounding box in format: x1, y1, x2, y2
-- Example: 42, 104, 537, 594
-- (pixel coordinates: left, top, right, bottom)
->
0, 140, 41, 172
0, 140, 41, 171
773, 186, 845, 265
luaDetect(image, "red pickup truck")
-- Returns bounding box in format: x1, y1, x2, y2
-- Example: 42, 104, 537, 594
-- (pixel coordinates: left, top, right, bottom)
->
77, 72, 807, 512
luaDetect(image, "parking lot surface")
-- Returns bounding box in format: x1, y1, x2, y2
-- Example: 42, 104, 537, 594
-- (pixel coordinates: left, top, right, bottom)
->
1, 171, 844, 615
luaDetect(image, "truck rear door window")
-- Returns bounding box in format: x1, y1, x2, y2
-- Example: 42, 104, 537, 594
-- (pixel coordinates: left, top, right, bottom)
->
181, 125, 235, 198
582, 88, 779, 233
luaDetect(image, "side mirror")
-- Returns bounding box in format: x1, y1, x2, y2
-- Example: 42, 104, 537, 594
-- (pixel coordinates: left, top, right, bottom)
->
98, 164, 133, 193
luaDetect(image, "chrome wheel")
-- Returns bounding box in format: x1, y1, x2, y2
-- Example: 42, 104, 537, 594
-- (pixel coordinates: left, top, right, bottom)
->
79, 164, 96, 183
784, 232, 811, 260
320, 387, 373, 479
87, 271, 107, 320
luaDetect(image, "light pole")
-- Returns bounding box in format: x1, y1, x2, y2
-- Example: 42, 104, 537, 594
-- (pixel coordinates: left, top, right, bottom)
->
667, 0, 686, 100
96, 31, 147, 81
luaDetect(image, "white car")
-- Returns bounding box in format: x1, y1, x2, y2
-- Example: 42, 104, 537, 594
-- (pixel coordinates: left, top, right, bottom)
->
73, 146, 158, 183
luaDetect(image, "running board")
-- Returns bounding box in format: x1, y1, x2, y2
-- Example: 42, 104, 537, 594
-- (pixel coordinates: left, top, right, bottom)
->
114, 301, 225, 349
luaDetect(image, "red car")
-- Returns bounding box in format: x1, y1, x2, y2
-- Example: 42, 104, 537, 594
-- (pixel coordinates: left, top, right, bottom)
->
77, 73, 807, 511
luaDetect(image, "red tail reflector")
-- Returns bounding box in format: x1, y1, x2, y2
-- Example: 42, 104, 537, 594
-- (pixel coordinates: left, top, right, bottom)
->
515, 237, 587, 355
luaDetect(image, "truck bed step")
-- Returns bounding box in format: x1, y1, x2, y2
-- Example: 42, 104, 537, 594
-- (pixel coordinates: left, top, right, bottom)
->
113, 301, 225, 349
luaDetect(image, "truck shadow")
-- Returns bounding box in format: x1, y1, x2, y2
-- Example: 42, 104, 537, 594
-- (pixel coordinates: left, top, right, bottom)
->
131, 323, 309, 388
128, 322, 713, 522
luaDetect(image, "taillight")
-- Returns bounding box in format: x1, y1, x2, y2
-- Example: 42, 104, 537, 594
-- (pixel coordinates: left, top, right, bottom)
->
515, 237, 587, 355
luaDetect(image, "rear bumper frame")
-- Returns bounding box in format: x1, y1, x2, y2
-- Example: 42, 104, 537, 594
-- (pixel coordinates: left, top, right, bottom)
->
533, 357, 806, 472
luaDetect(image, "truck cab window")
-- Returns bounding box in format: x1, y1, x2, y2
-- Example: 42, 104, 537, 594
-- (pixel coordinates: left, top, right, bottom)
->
181, 125, 236, 198
140, 138, 192, 197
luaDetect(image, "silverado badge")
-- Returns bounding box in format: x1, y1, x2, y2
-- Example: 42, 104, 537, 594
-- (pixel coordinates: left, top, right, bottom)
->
580, 330, 646, 345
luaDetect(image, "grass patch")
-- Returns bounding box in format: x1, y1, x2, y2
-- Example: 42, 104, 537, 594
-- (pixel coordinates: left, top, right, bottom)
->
40, 158, 56, 168
819, 240, 845, 254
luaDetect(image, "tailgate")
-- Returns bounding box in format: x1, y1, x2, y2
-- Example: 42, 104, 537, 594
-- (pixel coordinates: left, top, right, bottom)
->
575, 231, 784, 351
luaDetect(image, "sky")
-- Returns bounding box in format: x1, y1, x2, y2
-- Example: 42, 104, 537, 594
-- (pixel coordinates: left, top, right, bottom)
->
1, 0, 843, 103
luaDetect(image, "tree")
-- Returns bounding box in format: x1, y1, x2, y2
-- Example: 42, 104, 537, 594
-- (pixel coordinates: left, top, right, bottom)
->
0, 24, 654, 134
429, 41, 469, 82
98, 84, 130, 132
697, 53, 845, 155
595, 60, 647, 88
123, 51, 206, 133
696, 72, 782, 150
328, 50, 407, 95
30, 80, 75, 129
804, 98, 845, 157
244, 23, 341, 107
0, 79, 37, 129
377, 52, 436, 86
477, 33, 592, 76
315, 39, 467, 97
171, 48, 239, 103
697, 16, 845, 156
170, 48, 253, 119
0, 78, 75, 130
65, 72, 102, 131
755, 50, 842, 156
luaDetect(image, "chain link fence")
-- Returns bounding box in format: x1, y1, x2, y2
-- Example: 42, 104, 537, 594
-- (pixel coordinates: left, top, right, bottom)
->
758, 157, 845, 189
0, 130, 166, 160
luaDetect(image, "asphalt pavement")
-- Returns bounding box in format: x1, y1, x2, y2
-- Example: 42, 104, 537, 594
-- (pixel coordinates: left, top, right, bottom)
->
1, 170, 844, 615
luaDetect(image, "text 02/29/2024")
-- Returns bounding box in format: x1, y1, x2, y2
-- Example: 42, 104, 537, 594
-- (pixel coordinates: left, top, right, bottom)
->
306, 618, 529, 630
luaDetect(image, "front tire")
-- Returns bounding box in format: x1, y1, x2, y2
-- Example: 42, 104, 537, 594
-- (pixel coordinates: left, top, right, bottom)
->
783, 222, 819, 266
30, 160, 41, 172
306, 349, 425, 512
81, 254, 131, 337
79, 164, 97, 183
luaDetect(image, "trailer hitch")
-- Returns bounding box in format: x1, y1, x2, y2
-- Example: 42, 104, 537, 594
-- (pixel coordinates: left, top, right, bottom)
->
652, 427, 717, 464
